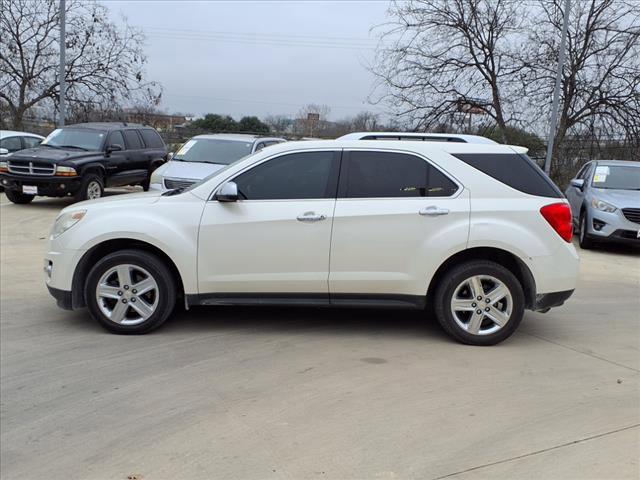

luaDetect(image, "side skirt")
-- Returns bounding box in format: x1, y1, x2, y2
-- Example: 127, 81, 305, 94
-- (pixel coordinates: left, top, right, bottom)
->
186, 293, 426, 309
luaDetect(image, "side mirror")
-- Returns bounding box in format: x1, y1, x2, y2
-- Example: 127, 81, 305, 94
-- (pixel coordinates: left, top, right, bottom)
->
167, 152, 174, 161
0, 148, 9, 155
106, 144, 123, 154
570, 178, 585, 190
215, 182, 239, 202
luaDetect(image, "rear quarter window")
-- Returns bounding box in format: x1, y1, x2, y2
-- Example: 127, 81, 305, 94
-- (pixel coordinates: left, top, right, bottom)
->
452, 153, 562, 198
140, 129, 165, 149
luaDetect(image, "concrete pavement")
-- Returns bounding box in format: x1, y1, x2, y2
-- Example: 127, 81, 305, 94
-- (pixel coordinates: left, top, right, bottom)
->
1, 192, 638, 480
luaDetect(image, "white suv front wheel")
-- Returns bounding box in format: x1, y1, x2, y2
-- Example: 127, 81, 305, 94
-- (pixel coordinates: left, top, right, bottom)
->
85, 249, 176, 334
434, 260, 525, 345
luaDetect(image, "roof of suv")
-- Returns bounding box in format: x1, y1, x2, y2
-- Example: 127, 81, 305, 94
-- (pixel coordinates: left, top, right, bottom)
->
338, 132, 497, 144
66, 122, 149, 131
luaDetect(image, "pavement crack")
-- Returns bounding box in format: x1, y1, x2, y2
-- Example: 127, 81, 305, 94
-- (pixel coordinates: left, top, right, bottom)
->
431, 423, 640, 480
522, 332, 640, 373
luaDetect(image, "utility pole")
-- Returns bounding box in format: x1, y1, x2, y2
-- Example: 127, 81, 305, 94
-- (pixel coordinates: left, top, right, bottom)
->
544, 0, 571, 175
58, 0, 66, 127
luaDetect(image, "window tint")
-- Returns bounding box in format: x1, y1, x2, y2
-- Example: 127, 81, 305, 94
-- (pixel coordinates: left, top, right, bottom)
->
108, 131, 125, 149
234, 151, 338, 200
123, 130, 142, 150
452, 153, 562, 198
0, 136, 23, 152
140, 129, 164, 148
344, 151, 458, 198
23, 136, 42, 148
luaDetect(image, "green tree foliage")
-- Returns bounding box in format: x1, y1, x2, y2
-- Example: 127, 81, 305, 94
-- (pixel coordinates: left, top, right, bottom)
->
238, 116, 270, 134
191, 114, 271, 134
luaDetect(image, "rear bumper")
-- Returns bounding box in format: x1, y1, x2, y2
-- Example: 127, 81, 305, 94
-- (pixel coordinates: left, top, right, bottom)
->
0, 173, 81, 196
532, 289, 574, 312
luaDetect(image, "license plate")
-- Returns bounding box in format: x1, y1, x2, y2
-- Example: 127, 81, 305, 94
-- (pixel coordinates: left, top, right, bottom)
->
22, 185, 37, 195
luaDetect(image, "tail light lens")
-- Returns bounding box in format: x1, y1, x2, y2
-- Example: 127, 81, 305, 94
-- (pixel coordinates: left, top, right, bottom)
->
540, 203, 573, 242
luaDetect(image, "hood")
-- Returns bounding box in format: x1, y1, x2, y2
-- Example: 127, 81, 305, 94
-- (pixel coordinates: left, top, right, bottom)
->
8, 146, 100, 163
592, 188, 640, 209
157, 160, 226, 181
64, 191, 164, 213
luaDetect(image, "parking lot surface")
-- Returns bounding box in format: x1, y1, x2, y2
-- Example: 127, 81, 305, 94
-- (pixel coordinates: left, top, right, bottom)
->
1, 191, 639, 480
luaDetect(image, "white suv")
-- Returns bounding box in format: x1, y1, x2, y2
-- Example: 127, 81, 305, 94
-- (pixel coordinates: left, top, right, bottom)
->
45, 140, 579, 345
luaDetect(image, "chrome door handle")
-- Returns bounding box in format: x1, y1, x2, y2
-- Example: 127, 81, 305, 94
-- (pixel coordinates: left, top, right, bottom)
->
297, 212, 326, 222
419, 206, 449, 216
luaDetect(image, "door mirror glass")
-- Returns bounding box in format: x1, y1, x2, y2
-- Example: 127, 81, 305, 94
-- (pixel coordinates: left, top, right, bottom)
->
0, 148, 8, 155
167, 152, 174, 161
215, 181, 239, 202
107, 144, 123, 153
570, 178, 585, 190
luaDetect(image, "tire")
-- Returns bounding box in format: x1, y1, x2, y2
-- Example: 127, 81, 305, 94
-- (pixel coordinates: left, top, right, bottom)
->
85, 249, 177, 334
5, 189, 34, 204
141, 163, 161, 191
578, 211, 594, 249
434, 260, 525, 346
74, 173, 104, 202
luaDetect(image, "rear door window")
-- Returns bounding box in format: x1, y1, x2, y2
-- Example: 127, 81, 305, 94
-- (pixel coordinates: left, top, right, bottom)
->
0, 136, 22, 152
342, 151, 459, 198
452, 153, 562, 198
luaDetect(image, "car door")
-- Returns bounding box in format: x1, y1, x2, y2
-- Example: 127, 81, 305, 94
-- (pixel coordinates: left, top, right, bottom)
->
105, 130, 129, 175
197, 150, 340, 299
566, 163, 592, 222
329, 149, 470, 301
122, 129, 146, 170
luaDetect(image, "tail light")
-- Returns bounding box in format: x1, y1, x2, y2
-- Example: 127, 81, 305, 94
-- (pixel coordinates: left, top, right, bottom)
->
540, 203, 573, 242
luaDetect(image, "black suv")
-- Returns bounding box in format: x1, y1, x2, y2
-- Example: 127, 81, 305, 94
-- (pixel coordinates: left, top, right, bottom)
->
0, 122, 167, 204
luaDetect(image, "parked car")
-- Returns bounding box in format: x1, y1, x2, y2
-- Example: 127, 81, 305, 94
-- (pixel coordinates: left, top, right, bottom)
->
45, 140, 578, 345
565, 160, 640, 248
0, 130, 45, 192
150, 133, 286, 191
0, 122, 167, 204
0, 130, 45, 155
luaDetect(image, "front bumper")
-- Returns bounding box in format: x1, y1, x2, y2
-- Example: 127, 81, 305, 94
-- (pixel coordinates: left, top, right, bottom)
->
586, 208, 640, 245
47, 285, 74, 310
0, 172, 81, 196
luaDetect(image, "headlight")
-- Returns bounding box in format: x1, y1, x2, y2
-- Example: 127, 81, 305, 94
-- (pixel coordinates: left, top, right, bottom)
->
55, 166, 77, 177
591, 198, 616, 213
51, 210, 86, 238
150, 168, 163, 185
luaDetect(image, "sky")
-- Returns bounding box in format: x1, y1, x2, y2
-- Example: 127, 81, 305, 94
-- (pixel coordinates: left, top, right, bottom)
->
103, 0, 392, 120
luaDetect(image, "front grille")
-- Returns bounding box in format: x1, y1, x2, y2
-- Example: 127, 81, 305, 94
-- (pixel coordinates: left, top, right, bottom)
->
622, 208, 640, 224
8, 160, 55, 176
164, 178, 195, 189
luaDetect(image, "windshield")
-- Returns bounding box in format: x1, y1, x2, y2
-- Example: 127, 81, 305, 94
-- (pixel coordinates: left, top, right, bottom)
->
591, 165, 640, 190
42, 128, 106, 151
173, 138, 253, 165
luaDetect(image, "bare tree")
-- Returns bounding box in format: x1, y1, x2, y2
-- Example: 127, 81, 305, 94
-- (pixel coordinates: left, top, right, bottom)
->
295, 103, 331, 137
351, 111, 380, 131
264, 114, 292, 135
0, 0, 161, 128
372, 0, 527, 141
526, 0, 640, 178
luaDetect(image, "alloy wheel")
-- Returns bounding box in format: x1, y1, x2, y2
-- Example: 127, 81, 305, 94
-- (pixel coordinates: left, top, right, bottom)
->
87, 180, 102, 199
450, 275, 513, 335
95, 264, 159, 325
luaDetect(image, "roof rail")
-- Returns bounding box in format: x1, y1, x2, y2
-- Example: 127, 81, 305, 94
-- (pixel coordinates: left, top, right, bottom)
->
338, 132, 497, 145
